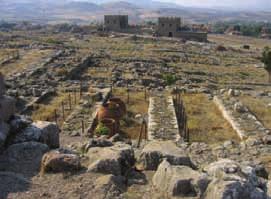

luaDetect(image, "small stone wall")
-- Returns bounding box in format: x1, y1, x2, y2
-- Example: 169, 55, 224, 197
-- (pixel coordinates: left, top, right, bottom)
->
148, 94, 180, 141
214, 95, 270, 140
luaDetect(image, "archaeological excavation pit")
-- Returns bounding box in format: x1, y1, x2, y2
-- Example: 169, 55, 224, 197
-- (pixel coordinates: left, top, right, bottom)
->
178, 93, 240, 144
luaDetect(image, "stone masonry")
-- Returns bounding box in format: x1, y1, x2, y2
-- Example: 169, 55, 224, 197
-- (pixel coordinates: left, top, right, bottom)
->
148, 94, 180, 141
104, 15, 129, 32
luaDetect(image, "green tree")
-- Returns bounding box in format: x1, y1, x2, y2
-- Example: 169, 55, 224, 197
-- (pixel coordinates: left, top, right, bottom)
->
261, 46, 271, 83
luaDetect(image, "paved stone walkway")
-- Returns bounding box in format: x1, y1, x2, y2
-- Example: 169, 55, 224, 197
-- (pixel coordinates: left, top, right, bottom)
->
148, 94, 180, 141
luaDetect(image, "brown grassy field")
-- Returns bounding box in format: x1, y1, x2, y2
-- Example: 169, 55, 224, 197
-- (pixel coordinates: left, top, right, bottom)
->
182, 93, 240, 144
239, 95, 271, 129
0, 49, 53, 75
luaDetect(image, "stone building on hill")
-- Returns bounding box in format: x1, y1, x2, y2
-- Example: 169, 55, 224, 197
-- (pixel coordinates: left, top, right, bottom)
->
156, 17, 208, 42
104, 15, 129, 31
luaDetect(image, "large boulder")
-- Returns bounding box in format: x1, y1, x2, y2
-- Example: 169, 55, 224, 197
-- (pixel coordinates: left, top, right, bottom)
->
41, 150, 81, 173
0, 121, 10, 150
87, 142, 135, 176
138, 141, 192, 170
0, 142, 49, 176
153, 160, 210, 197
9, 115, 32, 135
0, 171, 30, 199
34, 121, 60, 149
11, 121, 59, 149
0, 73, 5, 97
92, 175, 126, 199
203, 159, 267, 199
0, 95, 16, 122
204, 178, 266, 199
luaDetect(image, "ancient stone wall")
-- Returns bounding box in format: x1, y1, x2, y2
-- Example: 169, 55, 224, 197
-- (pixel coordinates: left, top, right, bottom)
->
214, 95, 270, 140
157, 17, 181, 37
177, 31, 208, 42
104, 15, 128, 31
148, 94, 180, 141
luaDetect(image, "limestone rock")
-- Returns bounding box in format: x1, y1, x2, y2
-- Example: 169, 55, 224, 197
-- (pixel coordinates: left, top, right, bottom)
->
204, 179, 266, 199
152, 160, 210, 197
34, 121, 60, 149
234, 102, 248, 113
204, 159, 241, 177
93, 175, 126, 199
204, 159, 267, 199
0, 95, 16, 122
139, 141, 192, 170
87, 137, 113, 148
12, 121, 59, 149
0, 171, 30, 199
41, 150, 81, 173
0, 121, 10, 150
11, 124, 41, 144
0, 73, 4, 97
0, 142, 49, 176
9, 115, 32, 135
87, 142, 135, 176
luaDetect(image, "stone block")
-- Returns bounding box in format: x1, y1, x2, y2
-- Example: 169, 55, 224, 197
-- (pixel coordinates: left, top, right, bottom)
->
0, 96, 16, 122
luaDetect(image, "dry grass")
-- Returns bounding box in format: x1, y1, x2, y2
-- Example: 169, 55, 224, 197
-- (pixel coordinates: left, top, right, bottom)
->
0, 49, 53, 75
239, 95, 271, 129
209, 34, 271, 49
182, 93, 240, 144
113, 88, 149, 139
31, 90, 81, 127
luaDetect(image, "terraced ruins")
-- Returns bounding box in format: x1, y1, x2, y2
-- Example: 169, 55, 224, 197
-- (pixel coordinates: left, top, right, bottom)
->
1, 24, 271, 199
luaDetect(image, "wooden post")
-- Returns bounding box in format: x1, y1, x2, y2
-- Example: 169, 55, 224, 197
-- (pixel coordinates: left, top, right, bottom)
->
137, 119, 144, 148
61, 101, 65, 121
54, 109, 58, 125
74, 89, 77, 104
144, 120, 147, 140
80, 81, 83, 99
127, 83, 130, 104
144, 86, 147, 101
81, 120, 85, 135
69, 93, 72, 110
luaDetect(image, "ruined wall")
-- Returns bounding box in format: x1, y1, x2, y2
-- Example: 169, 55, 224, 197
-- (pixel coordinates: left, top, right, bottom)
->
177, 31, 208, 42
156, 17, 208, 42
157, 17, 181, 37
104, 15, 128, 31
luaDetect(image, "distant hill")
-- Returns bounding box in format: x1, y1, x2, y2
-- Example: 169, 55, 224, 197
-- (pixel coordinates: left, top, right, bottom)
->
1, 0, 271, 24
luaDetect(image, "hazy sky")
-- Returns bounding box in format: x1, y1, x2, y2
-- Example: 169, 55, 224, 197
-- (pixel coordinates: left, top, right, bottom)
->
160, 0, 271, 9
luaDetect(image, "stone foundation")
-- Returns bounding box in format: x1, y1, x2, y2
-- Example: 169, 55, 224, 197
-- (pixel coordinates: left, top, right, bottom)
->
148, 94, 180, 141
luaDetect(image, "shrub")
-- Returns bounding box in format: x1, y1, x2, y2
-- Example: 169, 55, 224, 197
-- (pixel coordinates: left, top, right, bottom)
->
95, 123, 110, 135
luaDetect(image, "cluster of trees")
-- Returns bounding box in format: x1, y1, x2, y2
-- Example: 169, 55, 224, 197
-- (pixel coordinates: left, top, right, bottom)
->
212, 21, 271, 37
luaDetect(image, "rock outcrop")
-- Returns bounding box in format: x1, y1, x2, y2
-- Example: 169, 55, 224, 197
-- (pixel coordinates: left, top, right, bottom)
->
139, 141, 192, 170
153, 160, 210, 197
41, 150, 81, 173
0, 142, 49, 176
87, 142, 135, 176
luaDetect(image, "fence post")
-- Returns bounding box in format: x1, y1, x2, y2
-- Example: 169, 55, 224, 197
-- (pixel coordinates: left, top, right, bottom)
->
54, 109, 58, 125
127, 83, 130, 104
69, 93, 72, 110
81, 120, 85, 135
61, 101, 65, 121
80, 81, 83, 99
74, 89, 77, 104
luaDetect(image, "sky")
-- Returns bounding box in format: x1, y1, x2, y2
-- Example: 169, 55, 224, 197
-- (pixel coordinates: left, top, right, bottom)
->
159, 0, 271, 9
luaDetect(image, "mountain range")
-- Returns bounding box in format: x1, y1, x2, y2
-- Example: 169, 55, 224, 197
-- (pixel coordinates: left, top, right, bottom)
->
0, 0, 271, 24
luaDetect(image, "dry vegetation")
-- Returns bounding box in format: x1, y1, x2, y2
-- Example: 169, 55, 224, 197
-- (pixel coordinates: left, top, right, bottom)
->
239, 95, 271, 129
0, 49, 53, 75
182, 93, 240, 144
